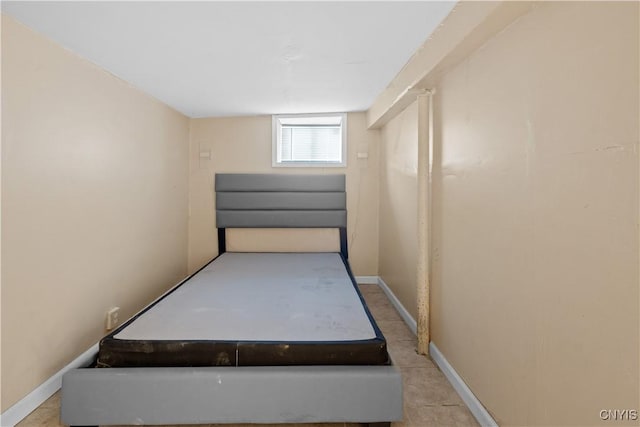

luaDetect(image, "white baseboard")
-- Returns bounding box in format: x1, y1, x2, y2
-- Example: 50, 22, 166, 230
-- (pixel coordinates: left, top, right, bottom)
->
0, 343, 98, 427
429, 342, 498, 427
355, 275, 379, 284
0, 272, 197, 426
374, 276, 497, 427
376, 276, 418, 335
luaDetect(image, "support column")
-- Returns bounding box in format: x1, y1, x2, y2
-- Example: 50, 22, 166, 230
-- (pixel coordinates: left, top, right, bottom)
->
416, 91, 432, 355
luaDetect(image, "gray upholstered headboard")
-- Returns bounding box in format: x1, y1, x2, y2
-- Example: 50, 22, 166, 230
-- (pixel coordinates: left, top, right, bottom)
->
215, 173, 348, 258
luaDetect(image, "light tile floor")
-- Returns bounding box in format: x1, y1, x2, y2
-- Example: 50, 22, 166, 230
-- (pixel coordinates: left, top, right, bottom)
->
18, 284, 478, 427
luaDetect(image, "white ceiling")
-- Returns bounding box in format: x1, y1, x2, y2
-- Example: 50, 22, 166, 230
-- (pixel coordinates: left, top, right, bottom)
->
2, 1, 455, 118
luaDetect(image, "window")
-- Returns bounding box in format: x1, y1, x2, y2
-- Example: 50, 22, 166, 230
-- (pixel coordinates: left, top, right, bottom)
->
272, 113, 347, 167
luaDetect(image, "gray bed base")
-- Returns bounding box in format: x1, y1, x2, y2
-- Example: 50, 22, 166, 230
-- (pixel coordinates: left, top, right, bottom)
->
61, 363, 403, 425
61, 174, 403, 426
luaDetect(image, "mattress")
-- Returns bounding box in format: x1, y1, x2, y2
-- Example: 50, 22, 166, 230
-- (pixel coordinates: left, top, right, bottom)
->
98, 252, 389, 367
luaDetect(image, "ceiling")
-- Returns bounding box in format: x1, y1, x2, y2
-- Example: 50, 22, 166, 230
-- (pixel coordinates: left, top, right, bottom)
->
2, 1, 456, 118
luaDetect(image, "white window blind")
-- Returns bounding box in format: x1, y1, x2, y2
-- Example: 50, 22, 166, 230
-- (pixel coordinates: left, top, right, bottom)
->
273, 114, 347, 167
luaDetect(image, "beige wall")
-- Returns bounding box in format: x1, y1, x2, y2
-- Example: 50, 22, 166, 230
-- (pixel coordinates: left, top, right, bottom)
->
378, 101, 419, 320
188, 113, 379, 276
3, 2, 638, 424
428, 2, 639, 425
1, 15, 189, 410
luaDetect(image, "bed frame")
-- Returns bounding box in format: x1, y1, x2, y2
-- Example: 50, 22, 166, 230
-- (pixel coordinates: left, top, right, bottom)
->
61, 173, 403, 426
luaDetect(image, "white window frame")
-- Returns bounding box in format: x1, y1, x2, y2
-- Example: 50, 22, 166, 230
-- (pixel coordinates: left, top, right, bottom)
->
272, 113, 347, 168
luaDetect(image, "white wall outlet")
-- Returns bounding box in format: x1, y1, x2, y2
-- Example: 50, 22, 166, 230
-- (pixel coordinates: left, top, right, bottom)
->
106, 307, 120, 330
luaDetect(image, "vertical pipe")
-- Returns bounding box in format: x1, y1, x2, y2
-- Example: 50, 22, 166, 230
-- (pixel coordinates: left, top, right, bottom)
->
416, 91, 432, 355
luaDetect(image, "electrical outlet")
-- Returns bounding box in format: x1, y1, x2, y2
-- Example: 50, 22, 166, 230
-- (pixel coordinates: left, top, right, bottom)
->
106, 307, 120, 330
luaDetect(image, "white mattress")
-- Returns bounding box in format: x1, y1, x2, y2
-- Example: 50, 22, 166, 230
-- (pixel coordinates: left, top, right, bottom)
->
115, 252, 376, 342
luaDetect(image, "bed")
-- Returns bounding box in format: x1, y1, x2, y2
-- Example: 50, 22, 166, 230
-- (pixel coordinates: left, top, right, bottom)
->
61, 173, 403, 426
